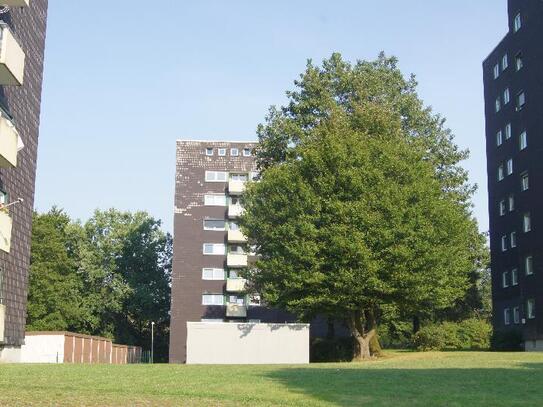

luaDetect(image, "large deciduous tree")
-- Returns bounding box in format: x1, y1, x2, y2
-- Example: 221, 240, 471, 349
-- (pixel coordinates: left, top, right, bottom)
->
240, 53, 485, 360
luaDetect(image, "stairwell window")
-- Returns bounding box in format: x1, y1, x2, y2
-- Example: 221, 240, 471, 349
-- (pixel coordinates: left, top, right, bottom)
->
512, 268, 519, 286
499, 200, 506, 216
503, 89, 510, 105
205, 171, 228, 182
202, 294, 224, 306
501, 235, 507, 252
523, 213, 531, 233
496, 130, 503, 146
525, 255, 534, 275
202, 268, 225, 281
498, 164, 504, 181
517, 91, 526, 110
519, 131, 527, 150
495, 98, 501, 113
203, 219, 226, 231
509, 195, 515, 211
502, 271, 510, 288
516, 53, 523, 71
527, 299, 535, 319
506, 158, 513, 175
510, 232, 517, 248
502, 54, 509, 70
504, 308, 511, 325
505, 123, 512, 139
514, 13, 521, 32
513, 306, 520, 324
521, 172, 529, 191
493, 64, 500, 79
203, 243, 226, 255
204, 194, 227, 206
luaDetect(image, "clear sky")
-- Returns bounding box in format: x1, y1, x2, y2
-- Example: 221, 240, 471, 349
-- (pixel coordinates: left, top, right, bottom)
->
36, 1, 508, 234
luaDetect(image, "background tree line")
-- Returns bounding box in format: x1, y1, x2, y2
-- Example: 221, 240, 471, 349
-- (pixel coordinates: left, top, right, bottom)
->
27, 208, 172, 362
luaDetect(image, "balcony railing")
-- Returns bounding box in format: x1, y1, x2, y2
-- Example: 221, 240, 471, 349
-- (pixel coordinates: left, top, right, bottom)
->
228, 204, 244, 218
227, 253, 247, 268
228, 180, 246, 195
0, 303, 5, 343
2, 1, 30, 6
226, 278, 246, 292
0, 210, 12, 253
227, 229, 247, 243
226, 304, 247, 318
0, 115, 20, 168
0, 23, 25, 86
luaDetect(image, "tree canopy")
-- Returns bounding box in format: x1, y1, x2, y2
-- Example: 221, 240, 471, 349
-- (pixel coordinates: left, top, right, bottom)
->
240, 53, 486, 359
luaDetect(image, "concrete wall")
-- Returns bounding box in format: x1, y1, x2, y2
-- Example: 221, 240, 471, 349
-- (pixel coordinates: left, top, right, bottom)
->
19, 334, 64, 363
525, 339, 543, 352
186, 322, 309, 364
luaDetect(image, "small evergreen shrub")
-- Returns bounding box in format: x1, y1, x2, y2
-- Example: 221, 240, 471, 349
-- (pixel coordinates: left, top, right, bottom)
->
413, 319, 492, 351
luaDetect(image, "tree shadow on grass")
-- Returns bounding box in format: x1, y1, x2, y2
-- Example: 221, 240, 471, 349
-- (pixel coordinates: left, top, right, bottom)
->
261, 363, 543, 407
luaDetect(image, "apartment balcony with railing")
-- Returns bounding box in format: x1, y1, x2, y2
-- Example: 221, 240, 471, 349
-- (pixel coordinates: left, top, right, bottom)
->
227, 229, 247, 243
0, 114, 22, 168
226, 278, 247, 293
228, 204, 244, 218
227, 253, 248, 268
2, 1, 30, 6
228, 179, 246, 195
0, 209, 13, 253
226, 303, 247, 318
0, 22, 25, 86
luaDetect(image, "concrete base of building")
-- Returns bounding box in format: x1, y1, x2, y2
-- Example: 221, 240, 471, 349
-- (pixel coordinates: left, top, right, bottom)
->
524, 340, 543, 352
0, 346, 22, 363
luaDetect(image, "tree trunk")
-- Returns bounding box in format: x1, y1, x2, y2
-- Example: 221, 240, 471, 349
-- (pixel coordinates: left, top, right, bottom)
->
348, 310, 377, 361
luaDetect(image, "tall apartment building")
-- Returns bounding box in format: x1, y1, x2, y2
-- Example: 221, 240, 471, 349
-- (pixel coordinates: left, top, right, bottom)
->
0, 0, 48, 361
169, 140, 298, 363
483, 0, 543, 350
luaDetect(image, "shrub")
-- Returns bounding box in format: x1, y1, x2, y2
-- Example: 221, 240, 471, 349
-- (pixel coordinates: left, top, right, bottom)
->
413, 319, 492, 351
491, 329, 523, 351
310, 337, 354, 362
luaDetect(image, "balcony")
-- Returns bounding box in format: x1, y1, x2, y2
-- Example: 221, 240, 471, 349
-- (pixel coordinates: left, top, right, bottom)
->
1, 1, 30, 6
227, 253, 247, 268
228, 229, 247, 243
0, 303, 5, 343
228, 180, 246, 195
226, 278, 246, 292
226, 304, 247, 318
228, 204, 244, 218
0, 24, 25, 86
0, 115, 20, 168
0, 210, 12, 253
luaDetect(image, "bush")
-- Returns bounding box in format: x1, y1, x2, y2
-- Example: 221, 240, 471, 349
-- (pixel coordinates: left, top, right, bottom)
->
310, 337, 354, 362
413, 319, 492, 351
491, 329, 523, 351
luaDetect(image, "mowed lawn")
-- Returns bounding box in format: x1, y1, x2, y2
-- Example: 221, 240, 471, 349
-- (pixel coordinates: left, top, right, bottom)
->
1, 351, 542, 406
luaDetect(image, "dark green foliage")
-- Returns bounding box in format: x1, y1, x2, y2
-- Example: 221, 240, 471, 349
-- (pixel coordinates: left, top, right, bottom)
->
310, 337, 355, 362
413, 319, 492, 351
491, 330, 524, 352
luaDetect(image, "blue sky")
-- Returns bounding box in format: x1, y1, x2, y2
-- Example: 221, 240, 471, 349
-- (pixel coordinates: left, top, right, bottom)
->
36, 1, 508, 233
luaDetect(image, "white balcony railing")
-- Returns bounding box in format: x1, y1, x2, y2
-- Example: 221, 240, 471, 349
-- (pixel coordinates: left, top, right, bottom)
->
0, 210, 12, 253
0, 23, 25, 86
227, 229, 247, 243
0, 303, 5, 343
226, 304, 247, 318
227, 253, 247, 268
2, 1, 30, 7
228, 204, 244, 218
226, 278, 246, 292
228, 180, 246, 195
0, 115, 21, 168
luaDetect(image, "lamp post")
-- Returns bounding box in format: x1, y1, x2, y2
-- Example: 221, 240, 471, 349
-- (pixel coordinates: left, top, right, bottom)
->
151, 321, 155, 364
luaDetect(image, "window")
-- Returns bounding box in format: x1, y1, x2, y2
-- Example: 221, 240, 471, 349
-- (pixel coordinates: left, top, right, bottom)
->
203, 219, 226, 231
243, 148, 251, 157
525, 255, 534, 275
517, 92, 525, 109
218, 148, 226, 156
503, 89, 510, 105
495, 98, 501, 113
493, 64, 500, 79
204, 194, 227, 206
504, 308, 511, 325
510, 232, 517, 248
202, 268, 225, 280
527, 299, 535, 319
230, 173, 248, 181
506, 159, 513, 175
229, 196, 241, 206
498, 164, 504, 181
505, 123, 512, 139
230, 148, 239, 156
499, 200, 506, 216
519, 131, 527, 150
202, 294, 224, 305
205, 171, 228, 182
512, 268, 519, 286
516, 53, 523, 71
501, 235, 508, 252
227, 295, 246, 305
521, 173, 529, 191
523, 213, 531, 233
229, 221, 240, 231
497, 129, 505, 145
229, 270, 239, 279
206, 147, 214, 156
229, 244, 246, 254
203, 243, 226, 255
502, 271, 510, 288
508, 195, 515, 211
514, 13, 521, 32
513, 306, 520, 324
502, 54, 509, 70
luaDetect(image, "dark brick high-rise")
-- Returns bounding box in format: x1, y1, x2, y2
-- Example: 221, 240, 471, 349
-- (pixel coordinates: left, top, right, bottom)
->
483, 0, 543, 350
0, 0, 48, 359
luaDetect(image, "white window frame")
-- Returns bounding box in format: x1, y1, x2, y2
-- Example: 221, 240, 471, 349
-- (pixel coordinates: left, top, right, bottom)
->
496, 130, 503, 146
203, 219, 226, 231
527, 299, 535, 319
498, 164, 504, 181
203, 243, 226, 255
517, 92, 525, 109
243, 148, 251, 157
505, 123, 512, 139
510, 232, 517, 248
513, 306, 520, 324
512, 268, 518, 286
504, 308, 511, 325
506, 159, 513, 176
519, 131, 527, 150
508, 195, 515, 212
230, 148, 239, 157
514, 13, 521, 32
523, 213, 531, 233
499, 200, 506, 216
503, 89, 510, 105
502, 54, 509, 70
218, 148, 226, 156
521, 173, 529, 191
525, 256, 534, 275
502, 271, 510, 288
495, 98, 501, 113
516, 53, 523, 71
501, 235, 508, 252
204, 194, 227, 207
206, 147, 214, 156
493, 64, 500, 79
202, 268, 226, 281
230, 173, 248, 181
205, 171, 228, 182
202, 294, 225, 306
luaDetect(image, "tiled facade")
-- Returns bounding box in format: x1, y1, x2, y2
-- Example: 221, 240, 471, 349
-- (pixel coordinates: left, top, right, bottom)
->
483, 0, 543, 348
0, 0, 48, 348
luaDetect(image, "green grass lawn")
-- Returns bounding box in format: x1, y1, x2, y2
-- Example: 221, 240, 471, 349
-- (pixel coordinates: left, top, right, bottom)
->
1, 351, 542, 406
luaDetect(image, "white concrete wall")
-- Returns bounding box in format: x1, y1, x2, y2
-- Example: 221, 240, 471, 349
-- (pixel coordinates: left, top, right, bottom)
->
525, 339, 543, 352
0, 346, 22, 363
19, 335, 65, 363
186, 322, 309, 364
